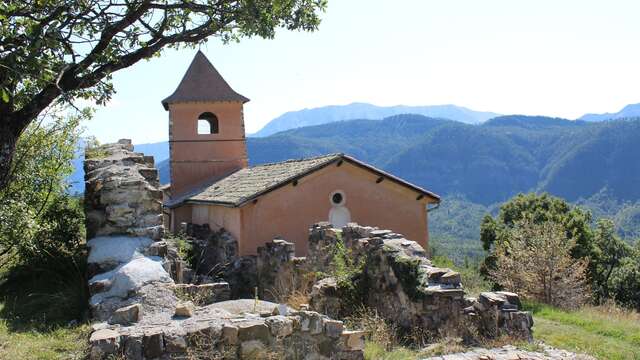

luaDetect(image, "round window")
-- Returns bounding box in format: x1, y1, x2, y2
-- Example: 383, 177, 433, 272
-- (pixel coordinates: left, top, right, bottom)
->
330, 190, 346, 206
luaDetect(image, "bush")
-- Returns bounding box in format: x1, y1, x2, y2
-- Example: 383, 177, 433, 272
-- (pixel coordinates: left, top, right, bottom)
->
490, 219, 589, 309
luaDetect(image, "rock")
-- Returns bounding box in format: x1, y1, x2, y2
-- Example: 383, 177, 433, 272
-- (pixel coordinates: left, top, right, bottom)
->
265, 315, 293, 337
240, 340, 266, 358
299, 311, 324, 334
323, 319, 344, 338
164, 333, 187, 353
341, 330, 366, 351
89, 329, 121, 359
110, 303, 141, 325
142, 330, 164, 359
175, 301, 195, 317
222, 325, 239, 345
124, 335, 143, 360
89, 256, 173, 304
237, 321, 271, 344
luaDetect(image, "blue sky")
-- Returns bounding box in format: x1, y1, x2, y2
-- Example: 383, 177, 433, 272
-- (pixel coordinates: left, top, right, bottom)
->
85, 0, 640, 144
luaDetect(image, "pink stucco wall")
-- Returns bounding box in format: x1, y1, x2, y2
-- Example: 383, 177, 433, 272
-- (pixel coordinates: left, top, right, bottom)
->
198, 161, 434, 256
168, 101, 248, 197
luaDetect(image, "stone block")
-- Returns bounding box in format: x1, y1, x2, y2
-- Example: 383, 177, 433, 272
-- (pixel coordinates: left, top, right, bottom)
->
341, 330, 366, 351
324, 319, 344, 338
237, 321, 271, 344
89, 329, 121, 359
124, 335, 143, 360
164, 333, 187, 353
174, 301, 195, 317
142, 330, 164, 359
110, 303, 141, 325
265, 315, 293, 337
222, 325, 239, 345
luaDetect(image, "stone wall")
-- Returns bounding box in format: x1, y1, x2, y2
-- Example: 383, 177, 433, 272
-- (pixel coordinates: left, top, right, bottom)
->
306, 223, 533, 339
85, 139, 175, 320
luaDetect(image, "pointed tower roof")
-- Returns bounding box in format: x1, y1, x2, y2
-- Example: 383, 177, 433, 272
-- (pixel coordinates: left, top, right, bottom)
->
162, 51, 249, 110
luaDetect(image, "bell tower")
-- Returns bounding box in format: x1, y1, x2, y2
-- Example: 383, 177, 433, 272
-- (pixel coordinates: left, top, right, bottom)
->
162, 51, 249, 197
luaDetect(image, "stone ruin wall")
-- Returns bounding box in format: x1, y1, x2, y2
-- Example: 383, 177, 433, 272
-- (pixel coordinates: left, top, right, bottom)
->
185, 223, 533, 342
84, 140, 365, 360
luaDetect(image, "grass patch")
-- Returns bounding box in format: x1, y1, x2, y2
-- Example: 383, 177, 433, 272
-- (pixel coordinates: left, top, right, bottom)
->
527, 302, 640, 360
0, 258, 90, 359
0, 313, 89, 360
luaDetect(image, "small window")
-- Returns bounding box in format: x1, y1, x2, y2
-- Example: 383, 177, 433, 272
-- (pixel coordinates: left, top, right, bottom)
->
197, 112, 219, 134
330, 190, 346, 206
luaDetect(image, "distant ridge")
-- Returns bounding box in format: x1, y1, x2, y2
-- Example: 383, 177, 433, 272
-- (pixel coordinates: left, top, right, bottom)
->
580, 103, 640, 122
251, 102, 500, 137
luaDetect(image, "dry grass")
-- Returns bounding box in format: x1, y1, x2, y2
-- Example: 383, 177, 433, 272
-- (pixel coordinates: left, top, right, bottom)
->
345, 306, 399, 352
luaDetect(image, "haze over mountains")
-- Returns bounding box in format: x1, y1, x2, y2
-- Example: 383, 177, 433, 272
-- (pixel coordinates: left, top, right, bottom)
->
251, 103, 501, 137
580, 103, 640, 122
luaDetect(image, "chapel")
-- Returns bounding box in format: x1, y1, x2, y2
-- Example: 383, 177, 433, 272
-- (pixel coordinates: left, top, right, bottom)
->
162, 51, 440, 255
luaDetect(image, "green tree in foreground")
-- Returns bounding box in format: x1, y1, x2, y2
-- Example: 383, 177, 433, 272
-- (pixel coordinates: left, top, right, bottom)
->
0, 0, 327, 190
0, 107, 84, 268
0, 109, 88, 324
489, 219, 589, 309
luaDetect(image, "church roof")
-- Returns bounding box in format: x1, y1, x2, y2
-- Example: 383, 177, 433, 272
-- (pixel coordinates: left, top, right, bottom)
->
161, 51, 249, 110
165, 153, 440, 208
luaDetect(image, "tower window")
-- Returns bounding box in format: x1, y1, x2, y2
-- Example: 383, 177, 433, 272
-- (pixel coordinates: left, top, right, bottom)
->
197, 112, 219, 134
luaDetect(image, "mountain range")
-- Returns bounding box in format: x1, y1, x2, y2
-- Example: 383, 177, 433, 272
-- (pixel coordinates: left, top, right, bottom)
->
251, 102, 500, 137
580, 103, 640, 122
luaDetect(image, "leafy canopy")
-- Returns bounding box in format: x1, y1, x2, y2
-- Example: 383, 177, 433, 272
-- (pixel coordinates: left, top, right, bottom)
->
0, 0, 327, 189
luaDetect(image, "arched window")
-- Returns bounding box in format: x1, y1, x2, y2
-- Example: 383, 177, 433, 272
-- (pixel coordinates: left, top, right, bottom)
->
197, 112, 219, 134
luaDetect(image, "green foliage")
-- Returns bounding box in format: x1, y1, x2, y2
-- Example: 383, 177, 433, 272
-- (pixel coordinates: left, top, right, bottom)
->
0, 109, 89, 326
479, 193, 594, 279
328, 233, 367, 310
329, 233, 363, 283
0, 110, 85, 268
388, 254, 424, 301
607, 243, 640, 310
590, 219, 632, 302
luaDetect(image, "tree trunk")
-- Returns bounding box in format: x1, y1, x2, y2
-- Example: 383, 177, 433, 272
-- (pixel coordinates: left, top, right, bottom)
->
0, 124, 20, 191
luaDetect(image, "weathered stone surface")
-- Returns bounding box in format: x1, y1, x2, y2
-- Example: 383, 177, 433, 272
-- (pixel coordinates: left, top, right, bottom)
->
175, 301, 195, 317
110, 303, 141, 325
421, 344, 596, 360
237, 320, 271, 344
89, 329, 121, 359
142, 330, 164, 359
307, 223, 533, 340
265, 315, 294, 337
324, 319, 344, 338
341, 330, 366, 351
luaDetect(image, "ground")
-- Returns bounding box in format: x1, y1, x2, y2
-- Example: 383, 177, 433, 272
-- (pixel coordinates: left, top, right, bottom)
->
0, 303, 89, 360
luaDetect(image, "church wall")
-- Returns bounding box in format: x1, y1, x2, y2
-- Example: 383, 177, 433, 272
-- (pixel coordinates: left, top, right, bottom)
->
238, 161, 432, 256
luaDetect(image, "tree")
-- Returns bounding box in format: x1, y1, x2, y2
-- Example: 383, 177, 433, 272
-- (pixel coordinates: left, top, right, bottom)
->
0, 0, 327, 190
0, 107, 84, 267
490, 218, 589, 309
608, 243, 640, 310
590, 219, 631, 302
480, 193, 594, 278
